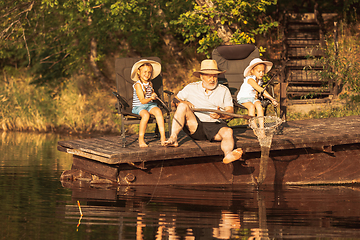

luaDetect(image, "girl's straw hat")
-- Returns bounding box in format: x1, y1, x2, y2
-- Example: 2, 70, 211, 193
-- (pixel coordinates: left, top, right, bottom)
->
131, 59, 161, 81
193, 59, 225, 78
244, 58, 273, 77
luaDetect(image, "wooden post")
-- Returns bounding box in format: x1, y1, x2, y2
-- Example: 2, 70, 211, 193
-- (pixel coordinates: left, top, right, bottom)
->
279, 12, 288, 121
333, 21, 340, 96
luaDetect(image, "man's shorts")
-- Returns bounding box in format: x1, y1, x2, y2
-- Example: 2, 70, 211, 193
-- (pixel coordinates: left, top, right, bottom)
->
183, 115, 229, 141
238, 97, 260, 105
132, 102, 158, 115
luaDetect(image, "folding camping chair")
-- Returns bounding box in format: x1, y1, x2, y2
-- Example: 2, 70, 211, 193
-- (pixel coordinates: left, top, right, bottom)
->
113, 57, 173, 147
212, 44, 277, 116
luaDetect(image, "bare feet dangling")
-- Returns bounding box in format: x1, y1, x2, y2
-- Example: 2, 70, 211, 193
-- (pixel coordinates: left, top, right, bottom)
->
139, 140, 148, 148
160, 137, 167, 147
223, 148, 243, 164
163, 136, 179, 147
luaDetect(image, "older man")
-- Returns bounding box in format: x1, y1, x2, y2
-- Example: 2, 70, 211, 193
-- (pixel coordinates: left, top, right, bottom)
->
164, 59, 243, 164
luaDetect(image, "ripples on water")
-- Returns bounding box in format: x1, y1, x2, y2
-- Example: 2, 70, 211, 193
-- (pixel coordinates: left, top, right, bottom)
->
1, 132, 360, 239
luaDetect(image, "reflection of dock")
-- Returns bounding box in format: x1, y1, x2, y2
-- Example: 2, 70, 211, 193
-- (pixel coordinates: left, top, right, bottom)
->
59, 116, 360, 185
63, 185, 360, 239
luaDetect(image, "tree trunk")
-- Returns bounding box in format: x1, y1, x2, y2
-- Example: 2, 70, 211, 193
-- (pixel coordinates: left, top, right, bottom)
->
195, 0, 233, 44
156, 6, 184, 59
87, 11, 112, 90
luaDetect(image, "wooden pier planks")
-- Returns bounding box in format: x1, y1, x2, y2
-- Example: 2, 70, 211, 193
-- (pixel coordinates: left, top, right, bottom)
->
57, 116, 360, 165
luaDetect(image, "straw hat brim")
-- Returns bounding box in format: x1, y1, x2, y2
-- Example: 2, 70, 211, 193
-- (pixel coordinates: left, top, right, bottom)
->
131, 59, 161, 81
192, 69, 225, 78
244, 59, 273, 77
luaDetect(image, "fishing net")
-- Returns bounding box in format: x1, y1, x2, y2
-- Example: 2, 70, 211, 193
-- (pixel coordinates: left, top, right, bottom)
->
248, 116, 283, 148
248, 116, 283, 185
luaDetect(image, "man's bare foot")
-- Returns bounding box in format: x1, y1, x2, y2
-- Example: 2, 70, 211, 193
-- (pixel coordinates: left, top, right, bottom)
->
223, 148, 243, 164
163, 136, 179, 147
139, 141, 148, 148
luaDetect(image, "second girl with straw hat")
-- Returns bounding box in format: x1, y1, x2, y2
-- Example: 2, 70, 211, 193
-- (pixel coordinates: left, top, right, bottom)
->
237, 58, 278, 117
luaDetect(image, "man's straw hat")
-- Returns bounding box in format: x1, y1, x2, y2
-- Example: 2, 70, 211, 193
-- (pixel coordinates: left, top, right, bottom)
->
193, 59, 225, 78
244, 58, 273, 77
131, 59, 161, 81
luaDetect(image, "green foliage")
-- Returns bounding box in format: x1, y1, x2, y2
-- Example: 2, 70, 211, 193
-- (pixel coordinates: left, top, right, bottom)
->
171, 0, 278, 57
110, 0, 164, 53
1, 0, 193, 88
0, 1, 34, 67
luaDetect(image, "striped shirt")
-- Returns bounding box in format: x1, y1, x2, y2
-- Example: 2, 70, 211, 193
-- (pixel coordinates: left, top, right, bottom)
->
132, 80, 153, 107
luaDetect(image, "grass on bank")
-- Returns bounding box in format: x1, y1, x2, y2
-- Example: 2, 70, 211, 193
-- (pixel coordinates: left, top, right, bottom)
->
228, 97, 360, 127
0, 69, 121, 134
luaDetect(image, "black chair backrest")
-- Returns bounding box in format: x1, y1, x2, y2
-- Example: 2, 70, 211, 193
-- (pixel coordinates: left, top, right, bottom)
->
115, 57, 163, 112
212, 44, 260, 96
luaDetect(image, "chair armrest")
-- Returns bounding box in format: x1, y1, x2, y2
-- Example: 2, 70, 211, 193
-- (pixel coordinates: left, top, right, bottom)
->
164, 90, 174, 96
155, 98, 171, 114
162, 90, 174, 113
112, 91, 130, 108
233, 99, 247, 109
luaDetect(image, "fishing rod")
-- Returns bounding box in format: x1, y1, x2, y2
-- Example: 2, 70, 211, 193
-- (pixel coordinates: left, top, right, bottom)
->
259, 71, 277, 97
192, 108, 252, 120
155, 96, 171, 113
156, 96, 252, 119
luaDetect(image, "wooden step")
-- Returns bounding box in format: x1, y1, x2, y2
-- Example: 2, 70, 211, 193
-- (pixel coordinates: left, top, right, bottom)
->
286, 59, 322, 68
286, 13, 318, 23
287, 98, 332, 104
286, 13, 337, 23
287, 47, 323, 57
286, 39, 321, 46
286, 70, 323, 82
286, 31, 320, 40
287, 85, 330, 93
287, 24, 320, 31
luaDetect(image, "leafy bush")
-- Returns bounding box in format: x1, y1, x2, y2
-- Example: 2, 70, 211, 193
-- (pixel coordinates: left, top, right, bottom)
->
309, 22, 360, 97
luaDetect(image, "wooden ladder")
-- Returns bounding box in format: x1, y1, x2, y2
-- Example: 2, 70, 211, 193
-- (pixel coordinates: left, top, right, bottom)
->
279, 13, 338, 118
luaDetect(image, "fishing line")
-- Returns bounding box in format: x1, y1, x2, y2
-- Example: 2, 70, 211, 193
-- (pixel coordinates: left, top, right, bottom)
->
146, 159, 164, 205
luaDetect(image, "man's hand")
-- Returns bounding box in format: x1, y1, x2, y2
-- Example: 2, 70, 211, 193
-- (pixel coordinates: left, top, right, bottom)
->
172, 97, 194, 108
209, 106, 234, 120
210, 107, 222, 119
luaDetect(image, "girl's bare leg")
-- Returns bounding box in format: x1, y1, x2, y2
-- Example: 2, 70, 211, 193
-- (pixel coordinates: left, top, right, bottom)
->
254, 101, 264, 127
255, 101, 264, 117
139, 110, 150, 148
241, 102, 256, 117
150, 107, 166, 146
254, 101, 265, 138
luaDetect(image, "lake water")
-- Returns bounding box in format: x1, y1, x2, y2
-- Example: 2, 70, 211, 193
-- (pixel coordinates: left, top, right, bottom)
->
1, 131, 360, 240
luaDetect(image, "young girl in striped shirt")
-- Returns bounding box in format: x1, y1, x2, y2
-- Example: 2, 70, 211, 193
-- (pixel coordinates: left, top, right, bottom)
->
131, 59, 166, 148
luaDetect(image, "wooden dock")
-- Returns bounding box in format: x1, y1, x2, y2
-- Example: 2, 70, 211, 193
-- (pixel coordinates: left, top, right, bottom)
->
59, 115, 360, 186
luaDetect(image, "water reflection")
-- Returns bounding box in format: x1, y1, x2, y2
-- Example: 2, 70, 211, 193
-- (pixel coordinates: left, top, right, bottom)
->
0, 131, 73, 170
0, 131, 75, 239
64, 183, 360, 239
